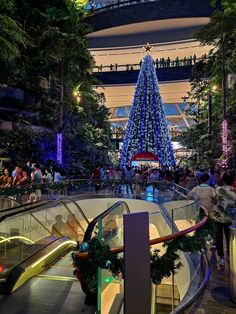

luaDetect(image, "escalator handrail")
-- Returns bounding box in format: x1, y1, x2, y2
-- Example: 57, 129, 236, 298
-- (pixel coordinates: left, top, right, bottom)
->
0, 200, 52, 223
58, 197, 90, 224
0, 196, 88, 223
77, 205, 208, 260
3, 237, 69, 275
83, 200, 130, 241
0, 200, 40, 214
52, 199, 87, 233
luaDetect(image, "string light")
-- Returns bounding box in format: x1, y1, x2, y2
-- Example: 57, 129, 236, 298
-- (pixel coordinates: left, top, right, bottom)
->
219, 119, 231, 168
57, 133, 63, 165
120, 54, 175, 168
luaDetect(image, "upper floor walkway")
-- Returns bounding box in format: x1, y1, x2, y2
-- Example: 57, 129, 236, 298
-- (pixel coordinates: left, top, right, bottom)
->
94, 64, 192, 85
87, 0, 212, 33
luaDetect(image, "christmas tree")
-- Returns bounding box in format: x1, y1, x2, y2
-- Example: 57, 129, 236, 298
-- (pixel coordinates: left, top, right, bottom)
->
120, 54, 175, 168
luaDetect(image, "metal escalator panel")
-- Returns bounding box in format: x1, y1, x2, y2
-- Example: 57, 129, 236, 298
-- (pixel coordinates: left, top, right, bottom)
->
0, 270, 95, 314
40, 252, 75, 278
0, 251, 96, 313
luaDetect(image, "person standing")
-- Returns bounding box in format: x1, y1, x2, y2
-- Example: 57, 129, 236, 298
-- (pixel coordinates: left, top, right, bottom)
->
0, 168, 14, 209
43, 168, 53, 198
31, 164, 43, 184
185, 170, 197, 190
53, 167, 63, 195
91, 166, 101, 193
166, 57, 171, 67
54, 168, 63, 183
150, 169, 160, 195
195, 167, 202, 184
211, 172, 236, 266
43, 168, 53, 183
0, 168, 13, 188
13, 165, 28, 204
26, 161, 32, 177
187, 173, 216, 214
30, 164, 43, 202
13, 166, 28, 187
125, 166, 134, 194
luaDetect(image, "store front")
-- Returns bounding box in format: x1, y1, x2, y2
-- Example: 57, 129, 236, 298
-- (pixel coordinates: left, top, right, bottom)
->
130, 152, 159, 168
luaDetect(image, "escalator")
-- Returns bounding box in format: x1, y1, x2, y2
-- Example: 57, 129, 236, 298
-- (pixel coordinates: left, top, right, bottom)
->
0, 198, 97, 313
0, 250, 95, 314
0, 198, 129, 313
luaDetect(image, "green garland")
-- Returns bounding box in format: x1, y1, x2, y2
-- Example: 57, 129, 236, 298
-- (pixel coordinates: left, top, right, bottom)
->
72, 224, 211, 292
72, 238, 124, 293
0, 182, 66, 196
0, 179, 172, 197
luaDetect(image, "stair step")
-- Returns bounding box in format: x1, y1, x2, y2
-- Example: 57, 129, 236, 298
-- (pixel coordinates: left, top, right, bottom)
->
156, 284, 180, 299
157, 296, 179, 306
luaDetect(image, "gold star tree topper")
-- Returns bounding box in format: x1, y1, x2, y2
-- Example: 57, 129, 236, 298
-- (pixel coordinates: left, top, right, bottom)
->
143, 43, 153, 54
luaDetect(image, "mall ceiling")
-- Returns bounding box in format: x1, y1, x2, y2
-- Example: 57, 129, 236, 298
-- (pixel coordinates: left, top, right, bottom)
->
87, 17, 210, 49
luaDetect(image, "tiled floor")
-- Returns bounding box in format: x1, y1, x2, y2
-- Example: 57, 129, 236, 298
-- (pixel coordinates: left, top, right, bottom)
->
188, 248, 236, 314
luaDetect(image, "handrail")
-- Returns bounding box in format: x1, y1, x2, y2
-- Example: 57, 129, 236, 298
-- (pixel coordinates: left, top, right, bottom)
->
0, 196, 88, 223
172, 254, 210, 313
3, 237, 67, 276
76, 205, 208, 260
83, 201, 130, 241
53, 199, 87, 233
0, 200, 52, 223
58, 197, 90, 225
0, 201, 30, 214
0, 178, 172, 200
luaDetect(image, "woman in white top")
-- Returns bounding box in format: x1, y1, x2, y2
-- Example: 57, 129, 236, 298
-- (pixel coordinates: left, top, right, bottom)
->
43, 168, 53, 183
187, 172, 216, 214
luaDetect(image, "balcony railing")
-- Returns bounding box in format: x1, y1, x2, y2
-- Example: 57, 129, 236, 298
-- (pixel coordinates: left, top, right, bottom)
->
87, 0, 160, 13
93, 56, 203, 73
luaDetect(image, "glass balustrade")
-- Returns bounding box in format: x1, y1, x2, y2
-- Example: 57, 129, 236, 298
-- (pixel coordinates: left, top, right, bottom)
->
0, 180, 208, 312
0, 200, 89, 283
94, 201, 129, 314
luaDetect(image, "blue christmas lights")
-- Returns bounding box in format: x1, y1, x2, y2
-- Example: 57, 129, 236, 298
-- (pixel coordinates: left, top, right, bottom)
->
57, 133, 63, 165
120, 55, 175, 168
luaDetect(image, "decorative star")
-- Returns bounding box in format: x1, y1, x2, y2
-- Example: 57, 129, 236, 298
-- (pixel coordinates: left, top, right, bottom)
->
143, 43, 152, 53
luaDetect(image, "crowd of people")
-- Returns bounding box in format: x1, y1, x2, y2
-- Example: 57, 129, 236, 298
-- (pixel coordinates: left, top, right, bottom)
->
1, 160, 235, 267
91, 164, 236, 267
95, 54, 203, 72
0, 161, 63, 202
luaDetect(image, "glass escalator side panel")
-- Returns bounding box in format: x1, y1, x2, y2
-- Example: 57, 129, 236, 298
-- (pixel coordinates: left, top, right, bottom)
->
0, 199, 87, 276
95, 202, 128, 314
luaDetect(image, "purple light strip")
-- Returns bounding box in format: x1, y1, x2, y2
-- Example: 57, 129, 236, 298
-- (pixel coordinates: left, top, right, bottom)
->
57, 133, 63, 164
218, 119, 230, 169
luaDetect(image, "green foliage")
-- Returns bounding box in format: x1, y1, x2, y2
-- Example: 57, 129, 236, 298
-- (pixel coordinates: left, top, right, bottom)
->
0, 126, 55, 164
0, 181, 65, 196
72, 225, 210, 290
0, 1, 111, 171
180, 4, 236, 168
0, 0, 29, 60
72, 238, 124, 292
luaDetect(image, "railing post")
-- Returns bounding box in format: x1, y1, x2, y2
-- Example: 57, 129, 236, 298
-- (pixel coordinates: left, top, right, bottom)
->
171, 209, 175, 311
124, 212, 151, 314
97, 219, 102, 314
229, 225, 236, 304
